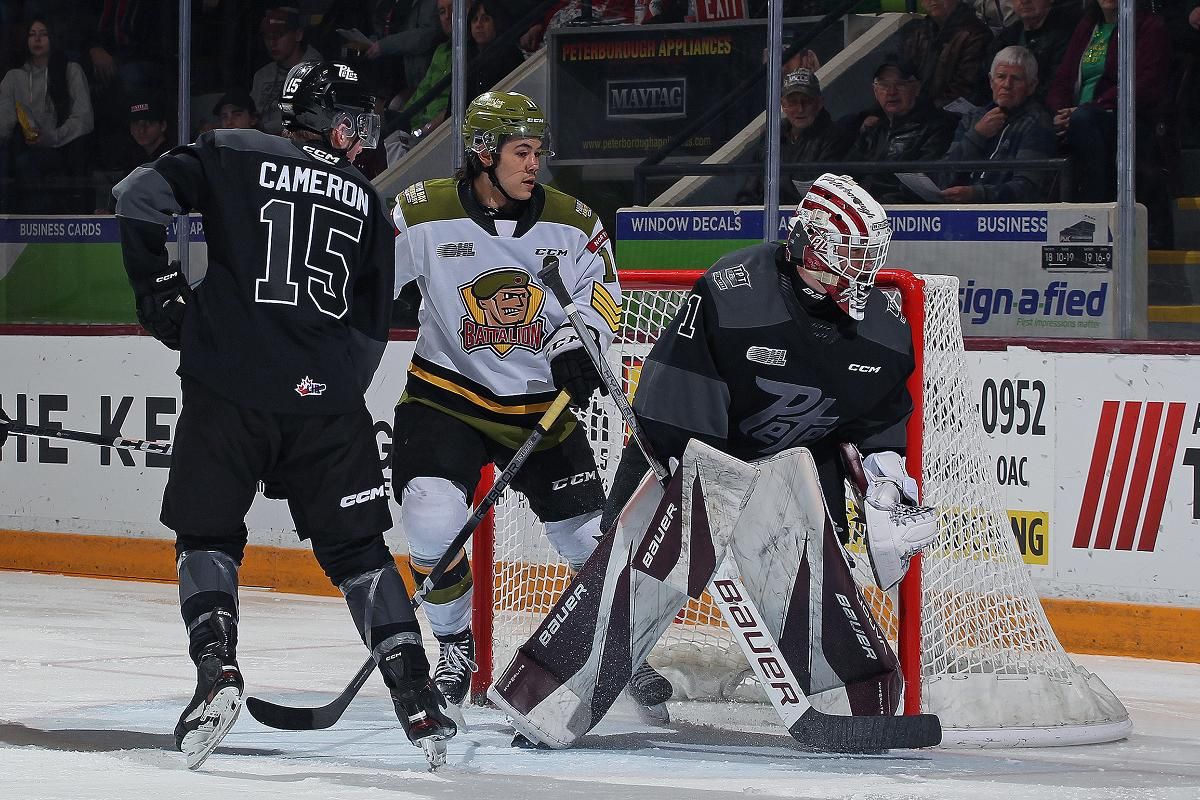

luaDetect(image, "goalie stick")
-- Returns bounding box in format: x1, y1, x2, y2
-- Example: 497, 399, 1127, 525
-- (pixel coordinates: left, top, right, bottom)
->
0, 409, 172, 455
537, 260, 941, 752
245, 390, 575, 731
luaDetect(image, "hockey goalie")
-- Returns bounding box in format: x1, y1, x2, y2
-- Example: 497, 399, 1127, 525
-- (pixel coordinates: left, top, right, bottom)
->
489, 174, 943, 752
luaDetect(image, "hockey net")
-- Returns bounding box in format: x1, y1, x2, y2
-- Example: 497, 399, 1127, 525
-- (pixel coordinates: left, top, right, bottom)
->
471, 268, 1130, 747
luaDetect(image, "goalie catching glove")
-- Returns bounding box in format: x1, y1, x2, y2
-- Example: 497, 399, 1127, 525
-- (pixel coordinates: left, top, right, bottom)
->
861, 451, 938, 591
132, 260, 191, 350
546, 324, 608, 409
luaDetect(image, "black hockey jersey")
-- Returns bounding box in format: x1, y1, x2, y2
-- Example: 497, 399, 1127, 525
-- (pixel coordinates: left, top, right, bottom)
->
113, 129, 394, 414
633, 243, 915, 466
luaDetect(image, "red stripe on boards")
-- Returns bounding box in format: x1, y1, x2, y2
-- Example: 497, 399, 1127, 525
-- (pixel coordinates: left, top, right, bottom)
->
1094, 402, 1143, 550
1114, 402, 1163, 550
1138, 402, 1186, 552
1074, 401, 1119, 548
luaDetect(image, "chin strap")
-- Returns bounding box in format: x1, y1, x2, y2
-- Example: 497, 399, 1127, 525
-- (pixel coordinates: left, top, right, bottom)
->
485, 162, 522, 205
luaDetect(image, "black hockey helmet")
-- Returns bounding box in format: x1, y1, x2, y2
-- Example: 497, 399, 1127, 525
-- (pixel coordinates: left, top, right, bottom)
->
280, 61, 380, 149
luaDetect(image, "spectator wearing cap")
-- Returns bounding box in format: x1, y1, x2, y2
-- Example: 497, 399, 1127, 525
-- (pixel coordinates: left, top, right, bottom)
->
844, 58, 958, 202
899, 0, 993, 109
110, 97, 170, 181
213, 90, 260, 130
939, 45, 1056, 203
251, 6, 322, 134
736, 69, 851, 206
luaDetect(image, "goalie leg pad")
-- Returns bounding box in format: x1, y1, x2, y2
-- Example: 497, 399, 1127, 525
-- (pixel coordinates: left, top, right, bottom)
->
727, 447, 902, 719
489, 440, 759, 748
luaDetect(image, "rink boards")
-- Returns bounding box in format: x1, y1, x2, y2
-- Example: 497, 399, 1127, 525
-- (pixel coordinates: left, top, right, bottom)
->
1, 331, 1199, 662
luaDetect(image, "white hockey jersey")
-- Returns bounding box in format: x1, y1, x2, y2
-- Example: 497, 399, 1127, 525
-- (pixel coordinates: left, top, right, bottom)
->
393, 178, 622, 448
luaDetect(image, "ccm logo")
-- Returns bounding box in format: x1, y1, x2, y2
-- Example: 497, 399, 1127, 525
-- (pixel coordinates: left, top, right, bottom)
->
849, 363, 882, 373
537, 583, 587, 647
640, 502, 676, 568
713, 579, 802, 706
340, 485, 387, 507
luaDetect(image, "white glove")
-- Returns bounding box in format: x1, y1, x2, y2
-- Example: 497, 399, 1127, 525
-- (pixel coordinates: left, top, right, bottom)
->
860, 451, 938, 591
862, 451, 920, 509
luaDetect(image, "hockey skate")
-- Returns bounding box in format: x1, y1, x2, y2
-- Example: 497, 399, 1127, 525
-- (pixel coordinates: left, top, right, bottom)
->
174, 610, 243, 770
380, 642, 458, 770
626, 660, 672, 723
432, 629, 477, 728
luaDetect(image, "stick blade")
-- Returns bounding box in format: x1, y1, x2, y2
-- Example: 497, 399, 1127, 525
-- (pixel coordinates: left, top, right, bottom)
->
244, 695, 345, 731
788, 707, 942, 754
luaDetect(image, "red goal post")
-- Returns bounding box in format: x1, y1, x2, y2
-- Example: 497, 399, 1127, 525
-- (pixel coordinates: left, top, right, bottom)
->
469, 267, 1131, 747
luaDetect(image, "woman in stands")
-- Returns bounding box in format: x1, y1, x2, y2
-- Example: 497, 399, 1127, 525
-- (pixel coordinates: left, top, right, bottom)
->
465, 0, 525, 102
0, 17, 94, 213
1045, 0, 1169, 203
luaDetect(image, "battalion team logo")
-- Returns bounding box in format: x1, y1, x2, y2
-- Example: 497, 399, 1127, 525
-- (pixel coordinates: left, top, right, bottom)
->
458, 268, 546, 356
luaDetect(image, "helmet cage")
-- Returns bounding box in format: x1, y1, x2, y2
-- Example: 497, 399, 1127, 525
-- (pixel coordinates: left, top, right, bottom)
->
332, 109, 380, 150
789, 176, 891, 320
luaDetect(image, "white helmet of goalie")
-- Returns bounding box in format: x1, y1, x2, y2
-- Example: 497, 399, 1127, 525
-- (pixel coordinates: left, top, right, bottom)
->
786, 173, 892, 320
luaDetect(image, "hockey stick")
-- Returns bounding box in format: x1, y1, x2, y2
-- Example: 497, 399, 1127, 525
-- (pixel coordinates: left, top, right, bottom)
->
0, 409, 173, 455
245, 389, 575, 731
537, 261, 941, 752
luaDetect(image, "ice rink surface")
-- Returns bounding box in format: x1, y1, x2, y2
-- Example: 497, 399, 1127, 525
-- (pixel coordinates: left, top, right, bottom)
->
2, 571, 1197, 800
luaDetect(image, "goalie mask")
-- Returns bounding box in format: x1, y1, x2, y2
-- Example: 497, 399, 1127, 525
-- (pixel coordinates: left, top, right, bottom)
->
786, 173, 892, 320
280, 61, 380, 150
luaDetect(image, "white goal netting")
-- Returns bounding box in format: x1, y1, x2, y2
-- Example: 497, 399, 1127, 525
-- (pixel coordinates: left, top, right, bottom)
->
478, 270, 1130, 747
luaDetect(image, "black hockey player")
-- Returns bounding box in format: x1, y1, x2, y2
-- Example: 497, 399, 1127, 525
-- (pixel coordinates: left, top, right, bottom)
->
490, 173, 940, 749
389, 90, 671, 721
112, 61, 456, 770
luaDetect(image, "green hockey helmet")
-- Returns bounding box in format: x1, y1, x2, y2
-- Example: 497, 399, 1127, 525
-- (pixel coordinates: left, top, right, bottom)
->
462, 91, 553, 157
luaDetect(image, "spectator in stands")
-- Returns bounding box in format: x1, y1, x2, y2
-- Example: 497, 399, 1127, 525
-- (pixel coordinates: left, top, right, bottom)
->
972, 0, 1017, 34
980, 0, 1079, 106
736, 69, 851, 206
466, 0, 525, 101
212, 89, 260, 131
0, 17, 94, 213
939, 46, 1056, 203
1045, 0, 1170, 202
85, 0, 177, 97
365, 0, 442, 105
899, 0, 993, 109
114, 97, 170, 176
397, 0, 454, 142
520, 1, 637, 53
844, 57, 958, 202
252, 7, 322, 135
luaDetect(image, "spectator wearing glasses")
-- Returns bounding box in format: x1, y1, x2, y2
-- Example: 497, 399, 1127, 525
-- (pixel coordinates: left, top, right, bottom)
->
940, 45, 1056, 203
736, 69, 851, 206
845, 58, 957, 202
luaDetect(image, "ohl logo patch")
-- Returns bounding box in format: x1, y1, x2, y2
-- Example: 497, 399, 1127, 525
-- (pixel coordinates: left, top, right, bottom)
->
1073, 400, 1185, 552
458, 268, 546, 357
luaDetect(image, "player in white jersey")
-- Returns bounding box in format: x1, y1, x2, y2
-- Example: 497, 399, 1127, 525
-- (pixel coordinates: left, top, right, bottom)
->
391, 91, 671, 722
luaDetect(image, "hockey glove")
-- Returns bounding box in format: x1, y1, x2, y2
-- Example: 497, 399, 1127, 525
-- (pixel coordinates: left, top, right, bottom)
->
134, 261, 191, 350
547, 325, 608, 409
861, 451, 938, 591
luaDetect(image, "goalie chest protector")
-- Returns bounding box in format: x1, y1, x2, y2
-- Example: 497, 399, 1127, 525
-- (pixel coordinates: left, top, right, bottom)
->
633, 242, 915, 463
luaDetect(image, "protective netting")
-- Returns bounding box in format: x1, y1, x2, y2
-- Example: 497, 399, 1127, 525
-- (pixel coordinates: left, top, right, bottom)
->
484, 271, 1130, 746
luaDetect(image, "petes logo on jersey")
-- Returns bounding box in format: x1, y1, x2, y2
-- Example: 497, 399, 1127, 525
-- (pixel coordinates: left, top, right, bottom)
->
295, 376, 326, 397
437, 241, 476, 258
458, 268, 546, 357
712, 264, 751, 291
302, 145, 341, 165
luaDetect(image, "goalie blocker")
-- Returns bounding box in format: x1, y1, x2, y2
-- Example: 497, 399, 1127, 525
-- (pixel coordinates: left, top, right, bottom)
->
488, 442, 940, 751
